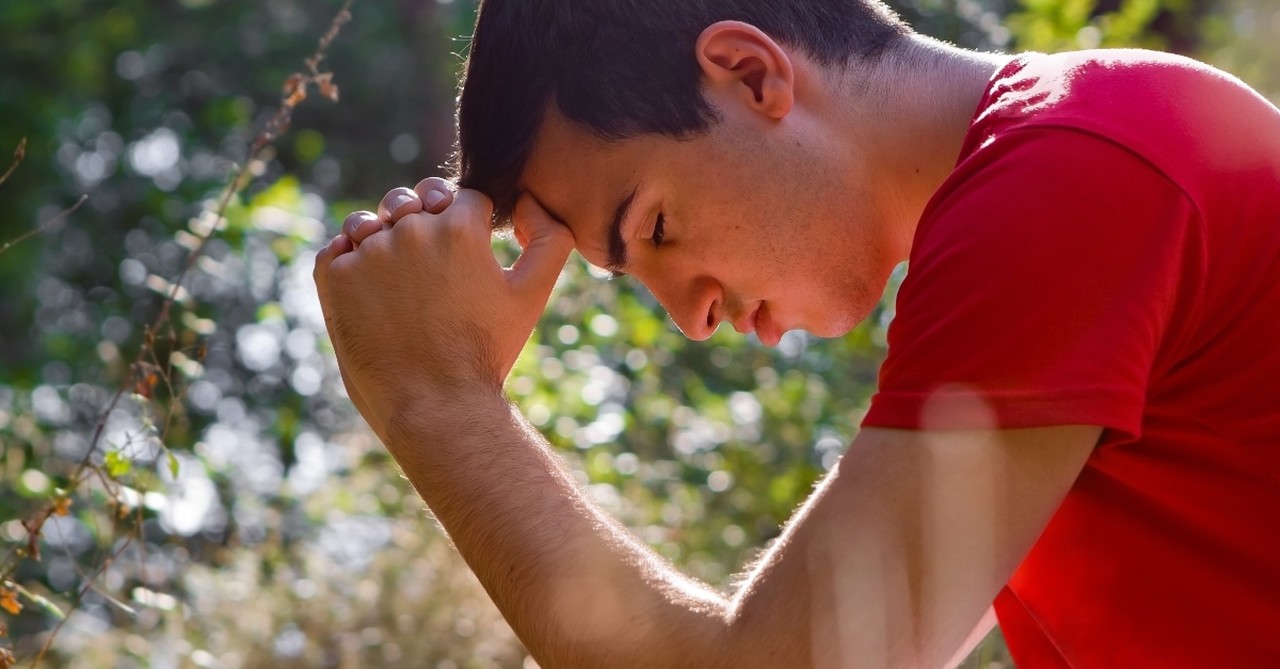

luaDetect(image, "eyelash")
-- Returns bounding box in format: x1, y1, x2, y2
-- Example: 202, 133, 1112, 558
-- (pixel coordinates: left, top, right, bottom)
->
650, 214, 666, 248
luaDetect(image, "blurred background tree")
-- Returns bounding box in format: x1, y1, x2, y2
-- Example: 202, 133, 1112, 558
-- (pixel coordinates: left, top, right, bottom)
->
0, 0, 1275, 667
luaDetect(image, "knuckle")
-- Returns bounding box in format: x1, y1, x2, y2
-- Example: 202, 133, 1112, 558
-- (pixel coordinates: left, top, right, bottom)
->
449, 189, 495, 223
390, 212, 430, 235
327, 252, 358, 283
358, 225, 396, 253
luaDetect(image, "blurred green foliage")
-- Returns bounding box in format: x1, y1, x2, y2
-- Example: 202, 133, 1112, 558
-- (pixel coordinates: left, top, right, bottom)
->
0, 0, 1275, 667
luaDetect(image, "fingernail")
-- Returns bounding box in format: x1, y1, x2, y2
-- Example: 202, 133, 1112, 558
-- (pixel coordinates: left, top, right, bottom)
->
389, 193, 414, 212
424, 190, 447, 209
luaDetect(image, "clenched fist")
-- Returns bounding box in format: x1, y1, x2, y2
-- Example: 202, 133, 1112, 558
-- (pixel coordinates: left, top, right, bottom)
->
313, 178, 575, 442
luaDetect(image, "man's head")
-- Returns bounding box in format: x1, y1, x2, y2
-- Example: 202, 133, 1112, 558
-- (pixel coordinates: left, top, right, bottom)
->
452, 0, 921, 344
453, 0, 911, 223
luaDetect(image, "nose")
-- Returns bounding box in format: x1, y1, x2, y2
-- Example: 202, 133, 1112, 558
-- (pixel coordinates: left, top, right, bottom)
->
644, 274, 720, 341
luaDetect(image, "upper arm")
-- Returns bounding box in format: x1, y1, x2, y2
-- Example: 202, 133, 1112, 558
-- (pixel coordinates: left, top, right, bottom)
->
724, 423, 1099, 669
866, 127, 1200, 440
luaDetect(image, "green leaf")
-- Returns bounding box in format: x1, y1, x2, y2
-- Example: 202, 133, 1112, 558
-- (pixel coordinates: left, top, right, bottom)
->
104, 451, 131, 478
167, 452, 180, 479
15, 584, 66, 620
249, 175, 303, 211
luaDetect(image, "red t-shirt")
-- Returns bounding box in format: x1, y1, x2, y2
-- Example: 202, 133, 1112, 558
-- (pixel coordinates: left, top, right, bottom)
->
862, 50, 1280, 666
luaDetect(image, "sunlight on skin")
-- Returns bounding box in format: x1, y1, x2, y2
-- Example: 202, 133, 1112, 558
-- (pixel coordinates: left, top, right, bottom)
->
801, 386, 1005, 668
550, 571, 633, 645
806, 528, 901, 668
926, 386, 1003, 649
921, 387, 1005, 666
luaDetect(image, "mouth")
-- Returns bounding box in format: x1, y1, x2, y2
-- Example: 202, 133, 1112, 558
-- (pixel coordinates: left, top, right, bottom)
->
752, 302, 783, 348
728, 302, 758, 335
725, 301, 783, 347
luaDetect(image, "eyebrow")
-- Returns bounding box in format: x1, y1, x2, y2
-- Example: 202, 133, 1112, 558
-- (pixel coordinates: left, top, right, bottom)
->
605, 186, 639, 276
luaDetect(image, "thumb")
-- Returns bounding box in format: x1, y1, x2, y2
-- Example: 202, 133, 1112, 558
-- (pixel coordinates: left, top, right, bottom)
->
507, 193, 575, 300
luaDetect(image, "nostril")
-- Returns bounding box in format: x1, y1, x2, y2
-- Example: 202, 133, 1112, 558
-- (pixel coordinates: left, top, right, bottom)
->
706, 300, 718, 330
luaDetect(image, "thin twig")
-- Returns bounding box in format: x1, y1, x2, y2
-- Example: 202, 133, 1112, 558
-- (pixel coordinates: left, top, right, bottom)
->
29, 532, 136, 663
9, 2, 357, 666
0, 195, 88, 258
0, 138, 26, 188
145, 0, 354, 372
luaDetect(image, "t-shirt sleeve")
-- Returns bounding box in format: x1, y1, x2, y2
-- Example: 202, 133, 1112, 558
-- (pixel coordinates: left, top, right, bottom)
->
862, 127, 1202, 439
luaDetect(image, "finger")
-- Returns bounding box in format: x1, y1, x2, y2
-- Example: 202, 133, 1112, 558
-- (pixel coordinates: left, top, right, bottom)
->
415, 177, 456, 215
378, 187, 423, 223
311, 236, 376, 425
314, 234, 354, 292
312, 234, 352, 351
313, 235, 352, 377
507, 194, 575, 300
343, 211, 383, 245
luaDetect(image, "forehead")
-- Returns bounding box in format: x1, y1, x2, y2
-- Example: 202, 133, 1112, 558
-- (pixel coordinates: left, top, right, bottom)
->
518, 109, 657, 261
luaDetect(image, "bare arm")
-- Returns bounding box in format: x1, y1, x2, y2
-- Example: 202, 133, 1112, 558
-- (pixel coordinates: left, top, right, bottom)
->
314, 186, 1098, 668
386, 392, 1094, 668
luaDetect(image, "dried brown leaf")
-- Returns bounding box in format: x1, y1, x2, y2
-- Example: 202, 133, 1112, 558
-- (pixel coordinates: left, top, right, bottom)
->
286, 87, 308, 107
0, 589, 20, 617
282, 73, 305, 96
20, 519, 41, 562
316, 72, 340, 102
52, 497, 72, 517
134, 371, 158, 399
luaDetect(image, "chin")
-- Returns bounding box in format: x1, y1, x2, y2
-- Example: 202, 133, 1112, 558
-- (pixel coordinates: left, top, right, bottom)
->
807, 317, 860, 339
808, 301, 875, 338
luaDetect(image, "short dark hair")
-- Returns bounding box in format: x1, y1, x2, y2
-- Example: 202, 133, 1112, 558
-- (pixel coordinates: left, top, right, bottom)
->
452, 0, 911, 226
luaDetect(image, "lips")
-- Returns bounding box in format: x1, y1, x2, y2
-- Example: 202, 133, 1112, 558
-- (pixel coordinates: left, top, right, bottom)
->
753, 302, 782, 348
727, 301, 783, 347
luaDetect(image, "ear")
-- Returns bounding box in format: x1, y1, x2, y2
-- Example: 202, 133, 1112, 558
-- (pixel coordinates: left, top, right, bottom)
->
695, 21, 795, 120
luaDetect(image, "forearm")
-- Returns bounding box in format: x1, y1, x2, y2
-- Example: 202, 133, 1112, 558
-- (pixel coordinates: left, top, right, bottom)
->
380, 393, 1064, 669
385, 392, 731, 668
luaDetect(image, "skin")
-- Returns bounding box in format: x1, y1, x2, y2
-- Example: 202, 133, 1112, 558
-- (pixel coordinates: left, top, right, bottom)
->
519, 25, 957, 344
314, 24, 1101, 669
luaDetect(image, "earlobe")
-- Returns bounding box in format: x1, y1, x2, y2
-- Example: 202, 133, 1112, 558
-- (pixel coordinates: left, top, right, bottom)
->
695, 21, 795, 120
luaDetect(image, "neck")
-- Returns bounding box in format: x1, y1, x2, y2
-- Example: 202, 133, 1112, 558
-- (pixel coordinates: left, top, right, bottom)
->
836, 36, 1011, 263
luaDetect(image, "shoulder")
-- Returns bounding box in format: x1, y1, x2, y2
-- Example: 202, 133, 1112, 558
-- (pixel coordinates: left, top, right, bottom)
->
917, 123, 1195, 255
975, 49, 1247, 129
965, 49, 1280, 189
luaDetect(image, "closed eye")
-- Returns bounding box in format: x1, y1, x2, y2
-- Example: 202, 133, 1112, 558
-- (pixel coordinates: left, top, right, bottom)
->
651, 213, 666, 248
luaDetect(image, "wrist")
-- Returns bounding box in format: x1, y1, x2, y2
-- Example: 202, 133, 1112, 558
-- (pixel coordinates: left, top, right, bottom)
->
384, 385, 514, 452
382, 388, 532, 515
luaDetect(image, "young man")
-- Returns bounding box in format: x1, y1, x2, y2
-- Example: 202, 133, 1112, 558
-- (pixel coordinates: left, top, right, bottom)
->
314, 0, 1280, 666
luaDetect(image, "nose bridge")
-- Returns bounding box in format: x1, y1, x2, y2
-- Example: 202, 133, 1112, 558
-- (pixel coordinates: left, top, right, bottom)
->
641, 271, 718, 341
